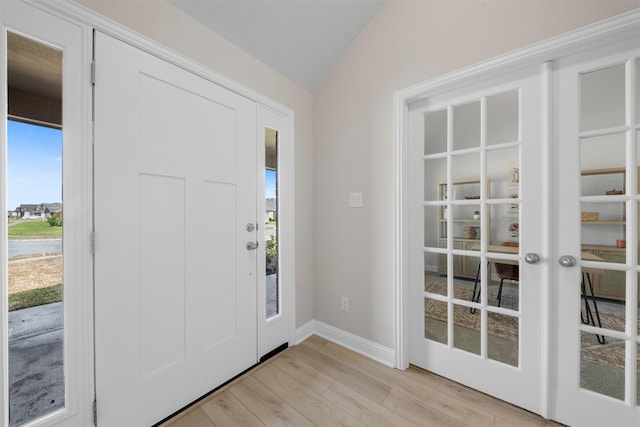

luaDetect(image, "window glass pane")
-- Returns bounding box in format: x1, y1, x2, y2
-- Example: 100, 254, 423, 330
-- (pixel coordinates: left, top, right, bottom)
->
579, 268, 625, 333
452, 101, 480, 150
487, 90, 519, 145
581, 134, 625, 197
636, 59, 640, 125
637, 274, 640, 338
451, 153, 480, 192
451, 204, 480, 240
424, 205, 441, 249
425, 157, 447, 201
581, 332, 624, 400
581, 202, 626, 262
488, 312, 518, 367
453, 254, 479, 302
424, 298, 447, 345
487, 147, 519, 200
488, 257, 519, 310
7, 32, 65, 426
265, 128, 278, 319
424, 109, 447, 155
425, 257, 447, 297
454, 304, 480, 356
580, 64, 625, 132
637, 344, 640, 407
490, 203, 519, 247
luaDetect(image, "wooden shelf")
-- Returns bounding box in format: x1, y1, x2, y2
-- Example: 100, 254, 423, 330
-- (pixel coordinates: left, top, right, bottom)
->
582, 220, 625, 225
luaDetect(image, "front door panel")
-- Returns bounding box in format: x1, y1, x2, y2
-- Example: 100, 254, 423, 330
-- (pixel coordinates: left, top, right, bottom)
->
93, 32, 257, 426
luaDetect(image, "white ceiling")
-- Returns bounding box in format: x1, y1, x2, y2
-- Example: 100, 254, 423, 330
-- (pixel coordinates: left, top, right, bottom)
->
168, 0, 385, 92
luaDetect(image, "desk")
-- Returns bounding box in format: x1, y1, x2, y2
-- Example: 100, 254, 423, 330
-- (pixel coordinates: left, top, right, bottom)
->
469, 248, 606, 344
469, 245, 518, 313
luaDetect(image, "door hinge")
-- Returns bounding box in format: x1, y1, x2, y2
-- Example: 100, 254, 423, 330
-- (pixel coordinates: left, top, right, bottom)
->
93, 399, 97, 425
90, 232, 95, 255
91, 60, 96, 86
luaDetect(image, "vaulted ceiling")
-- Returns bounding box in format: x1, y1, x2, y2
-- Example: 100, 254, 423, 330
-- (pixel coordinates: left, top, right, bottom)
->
168, 0, 385, 92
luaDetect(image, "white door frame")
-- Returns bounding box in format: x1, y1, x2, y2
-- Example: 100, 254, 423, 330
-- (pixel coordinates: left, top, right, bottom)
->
395, 8, 640, 421
0, 1, 94, 425
257, 104, 296, 358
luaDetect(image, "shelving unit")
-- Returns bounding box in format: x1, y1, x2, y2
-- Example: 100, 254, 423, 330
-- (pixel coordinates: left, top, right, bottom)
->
437, 178, 489, 279
580, 167, 640, 303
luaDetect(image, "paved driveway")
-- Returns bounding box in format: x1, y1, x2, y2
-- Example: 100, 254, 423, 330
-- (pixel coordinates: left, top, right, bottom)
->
8, 303, 64, 427
8, 239, 62, 258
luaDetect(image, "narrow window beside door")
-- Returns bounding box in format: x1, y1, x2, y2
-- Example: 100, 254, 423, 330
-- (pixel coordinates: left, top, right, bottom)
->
6, 32, 65, 426
265, 128, 279, 318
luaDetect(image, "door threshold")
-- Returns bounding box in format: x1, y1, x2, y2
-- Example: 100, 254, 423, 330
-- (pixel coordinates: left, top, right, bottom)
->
152, 343, 289, 427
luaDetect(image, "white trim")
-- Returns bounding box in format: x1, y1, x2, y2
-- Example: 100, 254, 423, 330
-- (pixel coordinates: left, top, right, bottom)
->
0, 19, 8, 427
1, 2, 95, 426
396, 9, 640, 105
292, 320, 316, 345
38, 0, 294, 118
394, 90, 409, 370
294, 321, 396, 368
539, 61, 553, 420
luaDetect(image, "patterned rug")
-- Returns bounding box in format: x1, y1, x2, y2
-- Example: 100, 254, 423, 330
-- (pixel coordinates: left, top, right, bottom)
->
424, 281, 518, 342
424, 280, 630, 370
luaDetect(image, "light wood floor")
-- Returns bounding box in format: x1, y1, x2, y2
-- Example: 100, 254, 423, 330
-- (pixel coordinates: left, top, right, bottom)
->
161, 335, 562, 427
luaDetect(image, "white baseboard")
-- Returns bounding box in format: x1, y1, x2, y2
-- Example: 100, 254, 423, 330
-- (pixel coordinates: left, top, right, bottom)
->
293, 320, 396, 368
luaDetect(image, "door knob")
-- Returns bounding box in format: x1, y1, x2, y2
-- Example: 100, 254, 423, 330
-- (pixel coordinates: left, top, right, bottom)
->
246, 223, 257, 232
246, 241, 259, 251
524, 253, 541, 264
558, 255, 577, 267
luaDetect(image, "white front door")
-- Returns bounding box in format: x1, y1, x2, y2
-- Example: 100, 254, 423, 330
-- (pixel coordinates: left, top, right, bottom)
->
553, 40, 640, 427
93, 32, 257, 426
408, 66, 545, 414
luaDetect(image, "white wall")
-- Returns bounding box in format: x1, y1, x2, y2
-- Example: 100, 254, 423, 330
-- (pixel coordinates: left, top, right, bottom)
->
313, 0, 639, 348
76, 0, 316, 329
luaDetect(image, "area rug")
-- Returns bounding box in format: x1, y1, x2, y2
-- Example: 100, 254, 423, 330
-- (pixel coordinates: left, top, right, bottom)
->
424, 280, 631, 371
424, 280, 518, 342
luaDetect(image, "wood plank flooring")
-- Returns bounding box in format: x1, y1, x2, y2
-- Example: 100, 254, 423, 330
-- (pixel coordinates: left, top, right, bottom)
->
160, 335, 562, 427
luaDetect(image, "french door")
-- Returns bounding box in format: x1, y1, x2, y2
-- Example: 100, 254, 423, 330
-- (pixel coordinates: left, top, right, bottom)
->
408, 22, 640, 425
408, 66, 545, 414
93, 32, 258, 426
554, 40, 640, 426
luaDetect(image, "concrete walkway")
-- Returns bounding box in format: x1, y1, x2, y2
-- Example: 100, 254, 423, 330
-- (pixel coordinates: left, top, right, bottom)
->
8, 302, 64, 427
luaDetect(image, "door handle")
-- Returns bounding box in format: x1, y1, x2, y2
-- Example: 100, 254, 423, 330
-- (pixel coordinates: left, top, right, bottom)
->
246, 241, 259, 251
558, 255, 577, 267
524, 253, 541, 264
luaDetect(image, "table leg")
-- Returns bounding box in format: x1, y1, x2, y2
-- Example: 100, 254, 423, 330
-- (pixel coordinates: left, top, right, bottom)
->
470, 260, 481, 314
581, 271, 606, 345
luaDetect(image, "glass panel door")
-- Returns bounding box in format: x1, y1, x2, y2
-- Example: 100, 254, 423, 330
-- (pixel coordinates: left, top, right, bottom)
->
409, 67, 544, 414
555, 46, 640, 426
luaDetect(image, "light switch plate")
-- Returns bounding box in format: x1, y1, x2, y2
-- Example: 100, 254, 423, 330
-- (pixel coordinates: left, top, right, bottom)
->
349, 192, 363, 208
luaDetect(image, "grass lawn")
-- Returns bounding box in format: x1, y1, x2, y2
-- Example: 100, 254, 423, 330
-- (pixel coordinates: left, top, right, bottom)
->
9, 284, 62, 311
8, 220, 62, 239
9, 256, 63, 311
